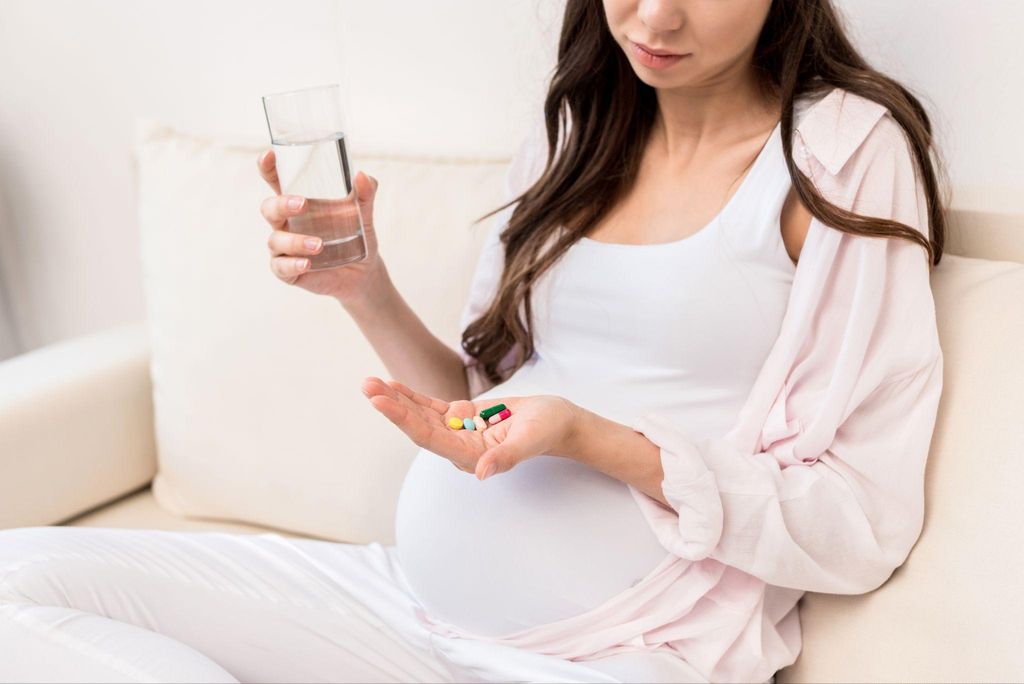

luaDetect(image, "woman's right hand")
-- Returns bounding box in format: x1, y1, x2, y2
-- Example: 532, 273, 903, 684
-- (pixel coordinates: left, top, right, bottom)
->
257, 148, 386, 305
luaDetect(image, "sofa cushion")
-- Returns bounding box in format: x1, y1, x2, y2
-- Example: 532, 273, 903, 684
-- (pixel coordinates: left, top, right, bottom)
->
0, 322, 157, 529
134, 119, 510, 544
64, 486, 307, 538
778, 253, 1024, 682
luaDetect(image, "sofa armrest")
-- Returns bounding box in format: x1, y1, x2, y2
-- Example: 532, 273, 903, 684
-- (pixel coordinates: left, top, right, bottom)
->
0, 321, 157, 528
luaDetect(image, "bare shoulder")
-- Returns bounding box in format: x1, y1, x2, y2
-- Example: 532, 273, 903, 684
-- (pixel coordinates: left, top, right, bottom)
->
780, 185, 811, 267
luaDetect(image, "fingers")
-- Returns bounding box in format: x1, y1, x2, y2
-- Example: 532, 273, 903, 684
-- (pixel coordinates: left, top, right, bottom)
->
475, 450, 500, 480
367, 394, 428, 444
385, 379, 449, 415
473, 410, 523, 480
362, 377, 422, 416
355, 169, 378, 198
260, 194, 307, 230
476, 445, 515, 481
363, 376, 496, 472
362, 378, 434, 448
257, 149, 282, 194
354, 170, 378, 229
270, 255, 310, 282
361, 376, 395, 400
267, 230, 323, 258
363, 377, 465, 445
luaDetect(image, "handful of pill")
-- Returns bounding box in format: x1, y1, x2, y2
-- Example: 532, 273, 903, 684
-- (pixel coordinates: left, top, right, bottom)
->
447, 403, 511, 430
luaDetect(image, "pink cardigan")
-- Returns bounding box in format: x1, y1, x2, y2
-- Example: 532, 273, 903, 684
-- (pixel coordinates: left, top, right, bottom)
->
438, 86, 945, 683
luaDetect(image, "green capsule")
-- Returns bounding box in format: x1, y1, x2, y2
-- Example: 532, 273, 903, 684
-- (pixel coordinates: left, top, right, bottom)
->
479, 403, 507, 420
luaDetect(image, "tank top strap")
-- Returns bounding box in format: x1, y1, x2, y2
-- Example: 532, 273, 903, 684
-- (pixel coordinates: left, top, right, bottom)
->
716, 124, 796, 271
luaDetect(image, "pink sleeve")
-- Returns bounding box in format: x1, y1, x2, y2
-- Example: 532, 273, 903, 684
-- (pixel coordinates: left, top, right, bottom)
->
458, 119, 547, 398
627, 112, 945, 594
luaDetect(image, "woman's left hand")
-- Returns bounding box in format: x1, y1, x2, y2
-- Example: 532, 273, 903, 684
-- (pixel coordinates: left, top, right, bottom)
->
361, 376, 580, 480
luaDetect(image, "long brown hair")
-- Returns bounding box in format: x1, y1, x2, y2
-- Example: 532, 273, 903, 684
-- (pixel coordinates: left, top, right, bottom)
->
461, 0, 948, 389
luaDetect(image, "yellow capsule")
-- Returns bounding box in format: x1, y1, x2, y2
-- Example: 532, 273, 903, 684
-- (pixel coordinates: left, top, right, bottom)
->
447, 417, 464, 430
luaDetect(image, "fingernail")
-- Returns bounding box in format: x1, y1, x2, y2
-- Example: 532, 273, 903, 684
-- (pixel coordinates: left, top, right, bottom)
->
480, 463, 497, 480
304, 237, 322, 250
287, 196, 305, 211
297, 258, 308, 270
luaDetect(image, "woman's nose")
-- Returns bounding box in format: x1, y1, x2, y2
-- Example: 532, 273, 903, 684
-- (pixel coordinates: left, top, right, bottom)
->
637, 0, 685, 33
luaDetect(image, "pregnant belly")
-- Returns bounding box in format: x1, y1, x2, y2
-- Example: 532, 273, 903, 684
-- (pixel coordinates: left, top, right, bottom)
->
394, 444, 670, 637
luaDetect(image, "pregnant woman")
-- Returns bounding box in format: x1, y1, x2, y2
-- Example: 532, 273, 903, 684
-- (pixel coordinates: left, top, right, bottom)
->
0, 0, 945, 682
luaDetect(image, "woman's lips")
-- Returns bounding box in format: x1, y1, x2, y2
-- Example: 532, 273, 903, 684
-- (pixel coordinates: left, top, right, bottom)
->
629, 41, 689, 69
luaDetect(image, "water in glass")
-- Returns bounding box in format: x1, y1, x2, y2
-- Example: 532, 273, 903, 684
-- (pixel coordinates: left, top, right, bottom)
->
272, 132, 367, 269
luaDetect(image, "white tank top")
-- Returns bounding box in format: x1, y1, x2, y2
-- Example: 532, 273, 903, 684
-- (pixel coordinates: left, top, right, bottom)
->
395, 121, 796, 637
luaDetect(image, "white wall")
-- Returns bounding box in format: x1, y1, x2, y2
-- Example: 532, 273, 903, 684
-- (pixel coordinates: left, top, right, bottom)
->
835, 0, 1024, 212
0, 0, 1021, 355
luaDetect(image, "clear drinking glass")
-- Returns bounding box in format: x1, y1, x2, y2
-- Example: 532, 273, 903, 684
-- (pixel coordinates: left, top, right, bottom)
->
261, 83, 367, 270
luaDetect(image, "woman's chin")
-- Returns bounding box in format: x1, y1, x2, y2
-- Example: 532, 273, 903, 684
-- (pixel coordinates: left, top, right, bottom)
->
629, 64, 697, 88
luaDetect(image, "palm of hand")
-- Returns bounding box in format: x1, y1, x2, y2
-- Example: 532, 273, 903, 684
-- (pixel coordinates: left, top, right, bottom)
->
294, 250, 380, 298
361, 376, 573, 479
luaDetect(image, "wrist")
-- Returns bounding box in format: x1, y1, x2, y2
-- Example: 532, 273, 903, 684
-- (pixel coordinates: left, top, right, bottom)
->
559, 401, 593, 462
337, 261, 394, 316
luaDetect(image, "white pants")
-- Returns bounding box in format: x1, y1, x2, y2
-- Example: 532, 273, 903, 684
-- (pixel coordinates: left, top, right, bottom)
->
0, 526, 717, 683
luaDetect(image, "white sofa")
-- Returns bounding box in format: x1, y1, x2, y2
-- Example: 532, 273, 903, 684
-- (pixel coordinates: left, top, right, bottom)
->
1, 121, 1022, 682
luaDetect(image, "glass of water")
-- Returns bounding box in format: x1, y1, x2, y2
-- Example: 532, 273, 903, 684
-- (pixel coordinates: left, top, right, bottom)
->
261, 83, 367, 270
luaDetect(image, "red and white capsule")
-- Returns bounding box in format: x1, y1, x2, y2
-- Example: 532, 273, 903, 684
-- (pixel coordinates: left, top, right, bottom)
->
486, 408, 512, 425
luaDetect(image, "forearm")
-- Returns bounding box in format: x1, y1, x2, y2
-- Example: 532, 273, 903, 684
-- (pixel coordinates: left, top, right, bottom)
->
340, 263, 471, 402
565, 405, 669, 506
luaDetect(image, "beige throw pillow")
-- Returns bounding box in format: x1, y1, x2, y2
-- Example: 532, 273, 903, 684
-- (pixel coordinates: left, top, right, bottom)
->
134, 118, 510, 543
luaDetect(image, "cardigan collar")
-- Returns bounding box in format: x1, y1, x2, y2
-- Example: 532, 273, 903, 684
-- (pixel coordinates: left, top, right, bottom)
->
794, 86, 890, 177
